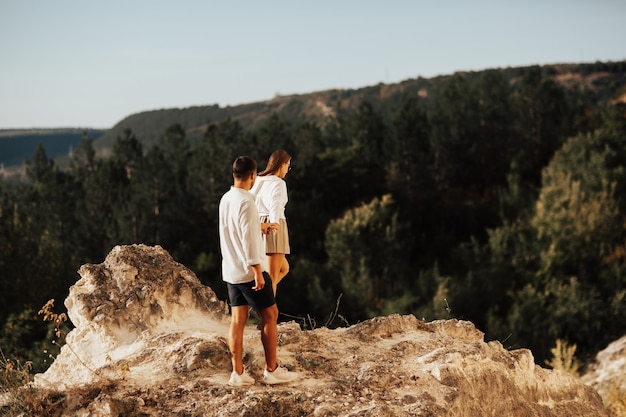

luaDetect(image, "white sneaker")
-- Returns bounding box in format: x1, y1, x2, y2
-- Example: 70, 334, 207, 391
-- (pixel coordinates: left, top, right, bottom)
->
262, 366, 298, 385
228, 370, 255, 386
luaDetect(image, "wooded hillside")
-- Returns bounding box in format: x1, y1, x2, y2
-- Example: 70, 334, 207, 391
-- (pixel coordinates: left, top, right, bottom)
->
1, 61, 626, 375
89, 61, 626, 156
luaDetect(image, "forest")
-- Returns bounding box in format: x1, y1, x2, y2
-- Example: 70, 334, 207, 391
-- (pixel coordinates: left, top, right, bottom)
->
1, 64, 626, 374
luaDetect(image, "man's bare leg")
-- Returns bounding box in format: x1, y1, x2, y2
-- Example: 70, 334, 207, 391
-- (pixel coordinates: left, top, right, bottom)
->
260, 303, 279, 371
229, 305, 249, 374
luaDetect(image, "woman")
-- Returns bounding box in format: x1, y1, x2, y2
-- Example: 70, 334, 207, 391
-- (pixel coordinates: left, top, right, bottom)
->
250, 150, 291, 296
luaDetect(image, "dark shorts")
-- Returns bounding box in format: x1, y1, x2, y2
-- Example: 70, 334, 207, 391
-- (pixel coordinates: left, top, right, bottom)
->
227, 272, 275, 312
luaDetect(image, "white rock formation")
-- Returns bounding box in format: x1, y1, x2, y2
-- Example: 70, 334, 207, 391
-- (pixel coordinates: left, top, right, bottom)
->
29, 244, 609, 416
582, 334, 626, 408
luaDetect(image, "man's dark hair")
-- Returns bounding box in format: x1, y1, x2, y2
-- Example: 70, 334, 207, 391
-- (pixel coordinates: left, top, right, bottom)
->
232, 156, 257, 180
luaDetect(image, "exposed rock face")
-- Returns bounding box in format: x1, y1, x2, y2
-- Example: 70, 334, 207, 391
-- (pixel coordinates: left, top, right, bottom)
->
35, 244, 231, 391
582, 335, 626, 408
31, 244, 609, 416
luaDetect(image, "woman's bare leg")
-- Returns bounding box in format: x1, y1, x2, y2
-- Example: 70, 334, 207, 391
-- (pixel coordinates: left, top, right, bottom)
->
268, 253, 289, 295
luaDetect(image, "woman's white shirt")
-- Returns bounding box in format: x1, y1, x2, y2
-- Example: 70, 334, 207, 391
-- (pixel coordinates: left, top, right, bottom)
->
249, 175, 288, 224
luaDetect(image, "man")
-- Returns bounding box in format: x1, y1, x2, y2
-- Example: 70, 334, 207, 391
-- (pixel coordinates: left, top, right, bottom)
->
218, 156, 298, 386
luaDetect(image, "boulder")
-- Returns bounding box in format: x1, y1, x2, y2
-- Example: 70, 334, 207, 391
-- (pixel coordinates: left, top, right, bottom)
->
582, 334, 626, 414
29, 244, 609, 416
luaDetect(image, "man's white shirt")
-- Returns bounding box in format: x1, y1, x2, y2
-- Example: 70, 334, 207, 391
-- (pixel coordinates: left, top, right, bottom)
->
219, 186, 268, 284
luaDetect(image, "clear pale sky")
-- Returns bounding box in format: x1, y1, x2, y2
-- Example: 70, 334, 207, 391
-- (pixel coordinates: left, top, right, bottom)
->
1, 0, 624, 129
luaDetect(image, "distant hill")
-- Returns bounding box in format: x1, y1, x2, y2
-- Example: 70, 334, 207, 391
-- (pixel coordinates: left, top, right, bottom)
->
87, 60, 626, 158
2, 60, 625, 170
0, 128, 106, 168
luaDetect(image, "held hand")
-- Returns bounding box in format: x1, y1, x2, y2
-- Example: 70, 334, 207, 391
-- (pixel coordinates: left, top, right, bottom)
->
260, 222, 280, 235
261, 222, 273, 235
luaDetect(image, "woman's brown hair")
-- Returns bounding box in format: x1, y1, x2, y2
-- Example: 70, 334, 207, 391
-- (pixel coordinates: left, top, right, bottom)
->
259, 150, 291, 176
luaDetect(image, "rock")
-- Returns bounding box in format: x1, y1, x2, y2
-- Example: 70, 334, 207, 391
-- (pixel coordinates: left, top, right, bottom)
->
28, 244, 609, 416
34, 244, 230, 390
582, 334, 626, 411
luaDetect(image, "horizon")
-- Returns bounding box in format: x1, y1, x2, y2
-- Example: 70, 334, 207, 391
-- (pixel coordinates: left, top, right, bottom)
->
0, 59, 623, 133
1, 1, 625, 130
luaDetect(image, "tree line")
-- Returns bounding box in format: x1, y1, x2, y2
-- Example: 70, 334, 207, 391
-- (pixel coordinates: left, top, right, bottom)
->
1, 66, 625, 373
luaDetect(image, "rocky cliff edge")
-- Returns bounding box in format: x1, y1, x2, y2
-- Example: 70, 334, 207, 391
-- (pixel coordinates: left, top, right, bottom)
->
29, 244, 610, 417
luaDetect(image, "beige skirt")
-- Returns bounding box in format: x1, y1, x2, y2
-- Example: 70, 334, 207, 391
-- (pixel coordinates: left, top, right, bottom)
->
261, 216, 291, 254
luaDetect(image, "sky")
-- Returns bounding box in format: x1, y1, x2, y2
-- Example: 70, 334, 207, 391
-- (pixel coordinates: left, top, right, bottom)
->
1, 0, 625, 129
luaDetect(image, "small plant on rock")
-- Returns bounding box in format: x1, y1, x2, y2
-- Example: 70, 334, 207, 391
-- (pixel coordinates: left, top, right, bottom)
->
545, 339, 580, 377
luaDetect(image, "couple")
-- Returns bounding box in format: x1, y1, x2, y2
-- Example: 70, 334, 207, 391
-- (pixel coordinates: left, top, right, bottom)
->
218, 150, 295, 386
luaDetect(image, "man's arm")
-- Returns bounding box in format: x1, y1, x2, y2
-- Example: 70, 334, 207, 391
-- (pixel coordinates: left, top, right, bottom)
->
251, 263, 265, 290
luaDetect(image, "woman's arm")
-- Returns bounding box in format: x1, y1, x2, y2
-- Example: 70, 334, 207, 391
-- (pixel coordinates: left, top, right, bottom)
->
267, 180, 288, 223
